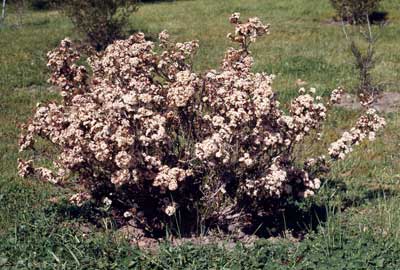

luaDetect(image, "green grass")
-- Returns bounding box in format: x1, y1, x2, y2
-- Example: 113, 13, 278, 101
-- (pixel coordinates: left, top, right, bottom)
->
1, 0, 400, 268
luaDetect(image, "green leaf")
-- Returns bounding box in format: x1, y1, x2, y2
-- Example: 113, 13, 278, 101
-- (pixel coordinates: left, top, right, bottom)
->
0, 257, 8, 267
376, 258, 385, 268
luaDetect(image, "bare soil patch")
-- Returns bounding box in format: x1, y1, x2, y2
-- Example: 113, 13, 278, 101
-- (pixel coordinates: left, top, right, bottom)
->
335, 92, 400, 113
115, 224, 293, 252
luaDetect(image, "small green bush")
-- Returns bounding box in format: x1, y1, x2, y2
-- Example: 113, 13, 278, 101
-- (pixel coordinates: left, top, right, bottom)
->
330, 0, 382, 24
55, 0, 138, 51
348, 27, 382, 104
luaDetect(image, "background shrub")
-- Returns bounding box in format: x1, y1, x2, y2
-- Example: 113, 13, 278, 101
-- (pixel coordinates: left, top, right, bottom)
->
55, 0, 138, 51
330, 0, 382, 24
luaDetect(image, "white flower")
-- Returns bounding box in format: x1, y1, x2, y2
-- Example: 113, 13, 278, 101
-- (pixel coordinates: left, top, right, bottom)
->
165, 204, 176, 216
103, 197, 112, 206
123, 211, 133, 218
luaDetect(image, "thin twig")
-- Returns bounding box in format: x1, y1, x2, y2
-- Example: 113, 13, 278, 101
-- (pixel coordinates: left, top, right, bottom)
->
1, 0, 6, 26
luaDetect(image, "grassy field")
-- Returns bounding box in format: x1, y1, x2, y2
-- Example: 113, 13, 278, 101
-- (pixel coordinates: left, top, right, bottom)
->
1, 0, 400, 268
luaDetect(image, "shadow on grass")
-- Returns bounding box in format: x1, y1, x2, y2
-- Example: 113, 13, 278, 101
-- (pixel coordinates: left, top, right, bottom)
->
327, 11, 389, 26
45, 200, 110, 228
45, 177, 400, 241
23, 18, 51, 27
369, 11, 389, 25
239, 201, 329, 240
139, 0, 177, 2
244, 178, 400, 239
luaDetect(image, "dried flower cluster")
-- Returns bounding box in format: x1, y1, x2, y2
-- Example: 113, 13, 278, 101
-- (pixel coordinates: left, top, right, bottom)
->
18, 14, 385, 235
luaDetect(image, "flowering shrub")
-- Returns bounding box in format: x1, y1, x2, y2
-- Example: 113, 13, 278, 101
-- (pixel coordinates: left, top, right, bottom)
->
18, 14, 385, 236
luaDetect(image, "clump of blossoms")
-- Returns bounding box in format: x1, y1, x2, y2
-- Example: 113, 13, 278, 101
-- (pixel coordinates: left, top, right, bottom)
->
18, 13, 385, 236
328, 108, 385, 160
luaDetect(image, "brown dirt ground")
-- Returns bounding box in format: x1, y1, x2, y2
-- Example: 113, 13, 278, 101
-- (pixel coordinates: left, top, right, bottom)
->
335, 92, 400, 113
